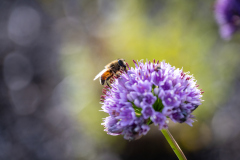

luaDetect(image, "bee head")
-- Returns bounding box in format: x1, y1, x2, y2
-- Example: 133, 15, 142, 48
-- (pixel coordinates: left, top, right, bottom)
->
118, 59, 126, 67
118, 59, 127, 72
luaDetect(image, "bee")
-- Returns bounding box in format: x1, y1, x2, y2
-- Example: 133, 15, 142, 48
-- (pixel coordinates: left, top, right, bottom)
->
94, 59, 127, 87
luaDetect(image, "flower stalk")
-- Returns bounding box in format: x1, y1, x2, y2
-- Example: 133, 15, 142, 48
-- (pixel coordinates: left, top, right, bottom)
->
161, 128, 187, 160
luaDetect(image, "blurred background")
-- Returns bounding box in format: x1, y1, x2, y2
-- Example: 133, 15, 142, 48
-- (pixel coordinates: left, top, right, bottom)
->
1, 0, 240, 159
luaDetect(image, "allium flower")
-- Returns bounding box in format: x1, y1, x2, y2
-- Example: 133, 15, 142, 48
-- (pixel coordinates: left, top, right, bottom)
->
101, 60, 203, 140
215, 0, 240, 40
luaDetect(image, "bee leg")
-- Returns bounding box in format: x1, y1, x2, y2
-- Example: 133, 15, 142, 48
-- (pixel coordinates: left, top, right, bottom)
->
115, 71, 121, 78
106, 76, 112, 88
106, 81, 111, 88
123, 66, 127, 72
106, 76, 111, 81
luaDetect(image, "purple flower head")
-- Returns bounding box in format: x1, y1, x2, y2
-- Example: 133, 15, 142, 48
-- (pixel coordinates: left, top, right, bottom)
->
215, 0, 240, 40
101, 60, 203, 140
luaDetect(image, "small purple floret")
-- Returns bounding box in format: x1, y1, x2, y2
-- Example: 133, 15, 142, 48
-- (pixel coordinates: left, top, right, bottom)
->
140, 92, 157, 107
142, 105, 154, 119
101, 60, 203, 140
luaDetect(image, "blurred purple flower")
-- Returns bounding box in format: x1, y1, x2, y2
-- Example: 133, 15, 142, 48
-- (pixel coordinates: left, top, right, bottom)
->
215, 0, 240, 40
101, 60, 203, 140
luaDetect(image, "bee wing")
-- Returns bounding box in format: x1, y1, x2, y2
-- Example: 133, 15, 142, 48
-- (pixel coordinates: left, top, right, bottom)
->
93, 68, 108, 80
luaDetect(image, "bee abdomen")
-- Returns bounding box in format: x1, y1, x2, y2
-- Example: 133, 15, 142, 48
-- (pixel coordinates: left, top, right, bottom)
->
100, 69, 113, 85
100, 79, 105, 85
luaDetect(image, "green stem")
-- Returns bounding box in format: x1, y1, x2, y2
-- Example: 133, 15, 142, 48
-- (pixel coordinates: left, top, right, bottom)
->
161, 128, 187, 160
